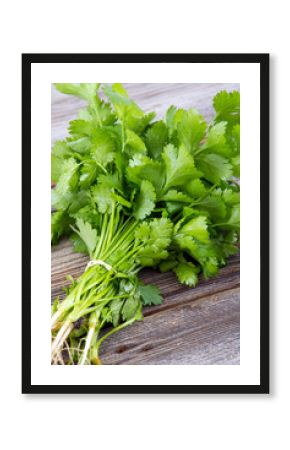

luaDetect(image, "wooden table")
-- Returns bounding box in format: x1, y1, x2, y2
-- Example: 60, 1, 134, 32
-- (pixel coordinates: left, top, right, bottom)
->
51, 83, 240, 365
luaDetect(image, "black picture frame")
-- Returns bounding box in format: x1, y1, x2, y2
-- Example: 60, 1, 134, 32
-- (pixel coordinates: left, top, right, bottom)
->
22, 53, 269, 394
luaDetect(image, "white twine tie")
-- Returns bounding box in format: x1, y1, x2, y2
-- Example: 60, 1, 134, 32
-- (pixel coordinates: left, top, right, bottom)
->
85, 259, 114, 272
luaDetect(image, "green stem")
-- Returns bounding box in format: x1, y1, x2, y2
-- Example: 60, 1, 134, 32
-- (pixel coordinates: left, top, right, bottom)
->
93, 316, 137, 362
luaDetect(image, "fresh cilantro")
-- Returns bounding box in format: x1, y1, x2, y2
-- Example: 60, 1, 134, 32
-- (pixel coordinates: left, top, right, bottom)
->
138, 283, 163, 306
51, 84, 240, 365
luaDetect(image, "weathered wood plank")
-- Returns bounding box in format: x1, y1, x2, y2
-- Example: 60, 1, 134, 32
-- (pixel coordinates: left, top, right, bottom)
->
99, 288, 240, 365
51, 83, 240, 365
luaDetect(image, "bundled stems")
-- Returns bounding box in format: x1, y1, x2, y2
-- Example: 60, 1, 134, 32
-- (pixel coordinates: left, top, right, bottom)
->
51, 207, 142, 365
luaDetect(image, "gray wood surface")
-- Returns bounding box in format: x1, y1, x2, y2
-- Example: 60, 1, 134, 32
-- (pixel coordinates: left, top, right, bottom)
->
51, 83, 240, 365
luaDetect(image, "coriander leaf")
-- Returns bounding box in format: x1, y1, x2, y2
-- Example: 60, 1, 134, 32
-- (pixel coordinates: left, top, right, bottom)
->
55, 83, 116, 126
126, 154, 165, 196
110, 298, 124, 327
166, 105, 177, 137
197, 195, 227, 221
161, 190, 192, 203
51, 154, 64, 184
159, 257, 178, 273
184, 179, 206, 198
122, 293, 141, 321
52, 189, 89, 213
222, 188, 240, 206
91, 184, 113, 214
51, 140, 72, 183
196, 153, 233, 184
90, 128, 117, 166
70, 202, 100, 228
54, 83, 100, 100
133, 180, 156, 220
68, 119, 95, 138
51, 211, 73, 244
213, 90, 240, 126
70, 233, 89, 254
135, 218, 173, 266
174, 261, 199, 287
217, 204, 240, 231
231, 155, 240, 177
144, 120, 168, 159
103, 83, 155, 133
125, 129, 147, 156
138, 283, 162, 306
202, 256, 219, 278
200, 122, 231, 157
67, 137, 93, 155
162, 144, 196, 191
79, 160, 97, 189
71, 218, 98, 257
228, 124, 240, 153
174, 108, 207, 152
51, 140, 71, 158
67, 190, 90, 214
54, 158, 79, 196
97, 173, 123, 192
180, 216, 209, 243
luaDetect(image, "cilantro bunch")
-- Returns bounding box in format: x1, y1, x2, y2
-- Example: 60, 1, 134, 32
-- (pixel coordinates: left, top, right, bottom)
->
51, 83, 240, 365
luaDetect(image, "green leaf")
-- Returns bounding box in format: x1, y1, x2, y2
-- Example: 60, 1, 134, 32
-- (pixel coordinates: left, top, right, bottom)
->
180, 216, 209, 243
197, 195, 227, 221
54, 83, 100, 100
202, 257, 219, 278
159, 257, 178, 273
51, 211, 72, 244
110, 298, 124, 327
90, 128, 117, 167
166, 105, 177, 136
103, 83, 155, 133
51, 140, 72, 183
54, 158, 79, 197
122, 293, 141, 321
51, 154, 64, 184
97, 172, 123, 192
125, 129, 147, 156
79, 160, 97, 189
229, 124, 240, 153
67, 191, 90, 214
196, 153, 233, 184
67, 137, 93, 155
70, 233, 89, 254
127, 154, 165, 196
133, 180, 156, 220
68, 119, 95, 138
174, 261, 199, 287
161, 190, 192, 203
222, 188, 240, 206
135, 218, 173, 266
213, 90, 240, 126
184, 179, 206, 198
174, 108, 207, 152
71, 218, 98, 257
144, 121, 168, 159
201, 122, 231, 157
218, 205, 240, 231
55, 83, 116, 126
91, 184, 113, 214
70, 202, 100, 228
162, 144, 196, 190
138, 283, 163, 306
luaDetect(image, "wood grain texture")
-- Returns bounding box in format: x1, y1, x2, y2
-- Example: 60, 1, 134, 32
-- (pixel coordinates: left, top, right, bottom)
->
51, 83, 240, 365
